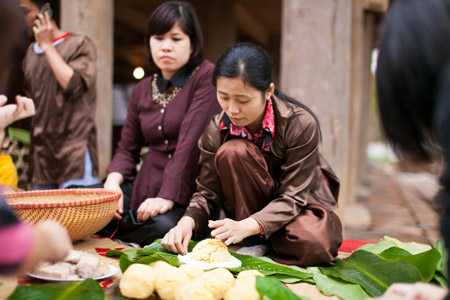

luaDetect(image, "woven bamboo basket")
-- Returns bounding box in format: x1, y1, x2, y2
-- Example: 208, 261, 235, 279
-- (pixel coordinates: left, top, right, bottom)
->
5, 189, 121, 241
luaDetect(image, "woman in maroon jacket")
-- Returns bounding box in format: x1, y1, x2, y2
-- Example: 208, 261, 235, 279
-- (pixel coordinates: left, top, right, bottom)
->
101, 1, 219, 245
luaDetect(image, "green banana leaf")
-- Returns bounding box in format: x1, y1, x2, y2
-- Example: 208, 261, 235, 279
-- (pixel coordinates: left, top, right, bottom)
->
228, 253, 313, 283
433, 272, 448, 288
377, 247, 440, 281
433, 239, 448, 287
358, 236, 431, 255
7, 279, 105, 300
107, 239, 313, 283
312, 272, 371, 300
319, 250, 422, 297
256, 276, 311, 300
434, 239, 448, 278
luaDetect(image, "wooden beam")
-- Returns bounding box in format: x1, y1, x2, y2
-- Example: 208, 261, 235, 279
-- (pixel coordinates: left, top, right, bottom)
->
363, 0, 389, 13
61, 0, 113, 179
235, 3, 270, 46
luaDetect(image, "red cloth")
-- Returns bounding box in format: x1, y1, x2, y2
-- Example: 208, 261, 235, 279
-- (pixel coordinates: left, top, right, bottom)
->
338, 240, 376, 253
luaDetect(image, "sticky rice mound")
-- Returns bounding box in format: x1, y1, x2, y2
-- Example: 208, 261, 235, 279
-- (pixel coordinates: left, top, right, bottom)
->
191, 239, 233, 263
178, 239, 242, 270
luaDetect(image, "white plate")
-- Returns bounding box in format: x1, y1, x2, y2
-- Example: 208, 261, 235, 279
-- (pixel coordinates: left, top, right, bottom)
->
178, 253, 242, 270
26, 264, 118, 282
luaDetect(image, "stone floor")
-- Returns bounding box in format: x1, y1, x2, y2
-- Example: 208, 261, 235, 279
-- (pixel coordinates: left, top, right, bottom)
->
343, 162, 441, 246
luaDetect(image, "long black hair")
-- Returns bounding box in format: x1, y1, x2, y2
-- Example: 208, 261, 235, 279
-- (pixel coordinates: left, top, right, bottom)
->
212, 43, 320, 128
145, 1, 204, 71
376, 0, 450, 161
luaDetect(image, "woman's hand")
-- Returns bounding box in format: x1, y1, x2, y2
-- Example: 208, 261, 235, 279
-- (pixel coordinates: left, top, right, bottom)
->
104, 172, 124, 220
33, 12, 54, 51
20, 221, 73, 273
0, 95, 35, 129
209, 217, 260, 246
137, 197, 174, 222
374, 282, 447, 300
161, 217, 195, 255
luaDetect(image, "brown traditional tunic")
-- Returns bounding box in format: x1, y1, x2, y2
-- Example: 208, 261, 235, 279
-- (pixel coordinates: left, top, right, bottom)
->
184, 96, 342, 266
23, 33, 98, 185
106, 61, 220, 208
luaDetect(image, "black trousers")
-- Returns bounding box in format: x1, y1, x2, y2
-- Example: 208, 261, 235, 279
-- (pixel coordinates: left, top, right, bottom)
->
97, 180, 185, 246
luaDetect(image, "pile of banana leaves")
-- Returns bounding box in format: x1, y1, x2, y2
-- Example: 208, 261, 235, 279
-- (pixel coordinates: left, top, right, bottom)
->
7, 236, 448, 300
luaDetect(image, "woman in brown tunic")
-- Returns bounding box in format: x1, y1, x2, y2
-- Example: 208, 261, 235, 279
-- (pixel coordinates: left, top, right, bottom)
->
101, 1, 219, 245
162, 43, 342, 266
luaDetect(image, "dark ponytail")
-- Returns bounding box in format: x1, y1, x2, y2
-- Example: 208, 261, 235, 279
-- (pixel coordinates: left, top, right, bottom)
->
212, 43, 321, 129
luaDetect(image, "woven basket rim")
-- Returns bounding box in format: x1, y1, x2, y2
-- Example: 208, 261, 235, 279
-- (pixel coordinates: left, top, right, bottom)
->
4, 188, 121, 209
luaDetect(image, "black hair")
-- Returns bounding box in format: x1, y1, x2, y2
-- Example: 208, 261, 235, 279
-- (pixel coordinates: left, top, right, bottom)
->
145, 1, 204, 71
212, 43, 321, 128
376, 0, 450, 161
30, 0, 60, 24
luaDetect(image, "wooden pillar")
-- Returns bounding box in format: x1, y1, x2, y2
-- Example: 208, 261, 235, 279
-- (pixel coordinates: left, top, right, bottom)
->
194, 0, 237, 62
347, 0, 365, 206
60, 0, 113, 178
280, 0, 353, 218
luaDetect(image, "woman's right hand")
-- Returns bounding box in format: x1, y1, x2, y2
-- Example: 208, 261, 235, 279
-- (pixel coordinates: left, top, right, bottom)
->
161, 216, 195, 255
104, 172, 124, 220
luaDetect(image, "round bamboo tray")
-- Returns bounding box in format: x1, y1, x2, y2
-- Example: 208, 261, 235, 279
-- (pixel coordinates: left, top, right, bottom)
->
5, 188, 120, 241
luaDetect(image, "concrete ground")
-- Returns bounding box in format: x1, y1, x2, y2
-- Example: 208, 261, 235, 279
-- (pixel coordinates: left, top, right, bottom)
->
343, 162, 441, 245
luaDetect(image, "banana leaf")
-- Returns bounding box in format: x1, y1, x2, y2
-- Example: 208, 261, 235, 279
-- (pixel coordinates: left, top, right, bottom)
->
107, 239, 313, 283
7, 279, 105, 300
312, 272, 371, 300
228, 253, 313, 283
319, 250, 422, 297
118, 250, 181, 272
433, 272, 448, 288
433, 239, 449, 287
358, 236, 431, 255
256, 276, 311, 300
434, 239, 448, 278
377, 247, 440, 281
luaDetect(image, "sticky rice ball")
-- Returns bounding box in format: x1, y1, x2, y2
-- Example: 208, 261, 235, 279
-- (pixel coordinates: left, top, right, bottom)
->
224, 283, 261, 300
119, 263, 156, 299
198, 267, 235, 299
174, 279, 215, 300
237, 270, 264, 281
156, 266, 190, 300
150, 260, 174, 274
191, 239, 233, 263
179, 263, 204, 280
224, 270, 264, 300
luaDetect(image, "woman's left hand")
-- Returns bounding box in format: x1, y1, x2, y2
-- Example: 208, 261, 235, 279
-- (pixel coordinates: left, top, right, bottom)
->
209, 217, 260, 246
137, 197, 174, 222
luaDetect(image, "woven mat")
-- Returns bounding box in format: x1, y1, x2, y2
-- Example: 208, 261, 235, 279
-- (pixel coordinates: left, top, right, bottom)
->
0, 236, 340, 300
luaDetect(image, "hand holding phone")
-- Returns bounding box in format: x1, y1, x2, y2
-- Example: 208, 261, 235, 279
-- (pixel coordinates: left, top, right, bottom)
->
39, 6, 53, 19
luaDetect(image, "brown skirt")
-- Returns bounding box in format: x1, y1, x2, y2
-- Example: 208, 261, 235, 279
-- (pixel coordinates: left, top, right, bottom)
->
215, 138, 342, 266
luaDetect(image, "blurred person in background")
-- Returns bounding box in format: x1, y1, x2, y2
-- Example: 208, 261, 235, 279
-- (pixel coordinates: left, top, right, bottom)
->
375, 0, 450, 299
19, 0, 99, 190
100, 1, 220, 246
0, 0, 72, 274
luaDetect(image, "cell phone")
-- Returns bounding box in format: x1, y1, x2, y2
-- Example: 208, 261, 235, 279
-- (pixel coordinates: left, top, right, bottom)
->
40, 6, 53, 19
